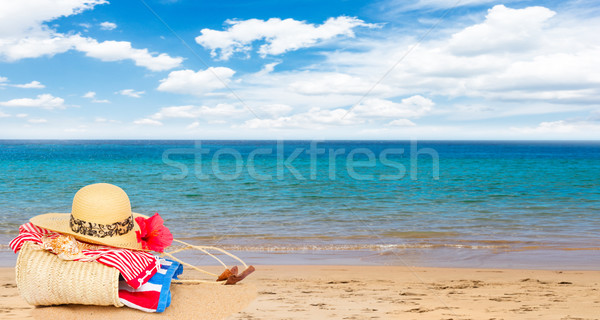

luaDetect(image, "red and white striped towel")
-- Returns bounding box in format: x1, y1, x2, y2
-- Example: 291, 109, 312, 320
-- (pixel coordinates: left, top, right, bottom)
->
119, 258, 183, 312
10, 223, 158, 289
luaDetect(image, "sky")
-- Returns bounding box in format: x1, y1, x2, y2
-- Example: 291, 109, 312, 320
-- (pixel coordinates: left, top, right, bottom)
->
0, 0, 599, 140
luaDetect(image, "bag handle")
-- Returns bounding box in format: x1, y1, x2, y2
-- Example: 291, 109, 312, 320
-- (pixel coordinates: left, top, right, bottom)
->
162, 239, 254, 285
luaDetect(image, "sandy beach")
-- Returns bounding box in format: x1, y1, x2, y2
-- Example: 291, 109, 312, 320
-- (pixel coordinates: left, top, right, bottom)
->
1, 265, 598, 319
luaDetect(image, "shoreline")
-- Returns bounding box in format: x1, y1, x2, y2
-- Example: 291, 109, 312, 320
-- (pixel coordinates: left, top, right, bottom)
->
2, 246, 599, 271
2, 265, 599, 319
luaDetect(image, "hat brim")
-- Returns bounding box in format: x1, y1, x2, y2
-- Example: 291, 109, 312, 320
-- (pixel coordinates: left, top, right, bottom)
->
30, 212, 148, 251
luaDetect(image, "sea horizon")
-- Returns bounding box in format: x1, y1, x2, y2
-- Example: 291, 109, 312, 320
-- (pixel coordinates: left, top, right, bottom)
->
1, 139, 599, 142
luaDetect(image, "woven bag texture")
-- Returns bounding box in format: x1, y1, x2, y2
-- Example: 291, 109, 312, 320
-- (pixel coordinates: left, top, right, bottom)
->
15, 242, 123, 307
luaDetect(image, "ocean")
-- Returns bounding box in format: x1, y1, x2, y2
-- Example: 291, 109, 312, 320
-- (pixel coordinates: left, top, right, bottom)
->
1, 140, 599, 269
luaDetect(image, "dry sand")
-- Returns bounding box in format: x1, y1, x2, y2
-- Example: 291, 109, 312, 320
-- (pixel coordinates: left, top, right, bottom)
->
1, 265, 599, 319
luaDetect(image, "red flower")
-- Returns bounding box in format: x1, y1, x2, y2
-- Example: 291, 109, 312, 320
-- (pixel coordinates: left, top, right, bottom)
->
135, 213, 173, 252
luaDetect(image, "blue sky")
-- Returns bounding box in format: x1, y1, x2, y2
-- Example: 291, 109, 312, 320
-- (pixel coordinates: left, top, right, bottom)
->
0, 0, 599, 139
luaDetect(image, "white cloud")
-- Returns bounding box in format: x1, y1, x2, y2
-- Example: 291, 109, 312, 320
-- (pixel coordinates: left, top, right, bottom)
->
64, 127, 87, 133
116, 89, 145, 98
352, 95, 434, 118
136, 102, 252, 127
76, 38, 182, 71
469, 51, 600, 102
0, 34, 78, 60
152, 105, 199, 119
16, 113, 28, 118
0, 1, 182, 71
236, 95, 430, 130
12, 80, 45, 88
1, 35, 183, 71
195, 16, 379, 60
0, 111, 10, 118
28, 118, 47, 124
83, 91, 110, 103
289, 73, 391, 95
448, 5, 556, 56
512, 119, 600, 135
257, 104, 293, 117
157, 67, 235, 95
0, 0, 107, 37
256, 61, 280, 76
99, 21, 117, 30
240, 107, 361, 129
387, 119, 416, 127
94, 117, 119, 123
186, 121, 200, 130
0, 94, 65, 109
413, 0, 496, 8
83, 91, 96, 99
133, 118, 163, 126
536, 120, 578, 133
313, 4, 600, 112
373, 0, 505, 17
0, 76, 8, 83
149, 104, 245, 120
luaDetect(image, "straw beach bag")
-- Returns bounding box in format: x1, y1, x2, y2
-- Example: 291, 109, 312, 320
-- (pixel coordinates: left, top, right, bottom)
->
13, 184, 150, 307
15, 242, 123, 307
14, 240, 253, 307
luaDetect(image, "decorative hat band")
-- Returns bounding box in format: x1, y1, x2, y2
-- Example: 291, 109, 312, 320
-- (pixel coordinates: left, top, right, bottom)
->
69, 215, 134, 238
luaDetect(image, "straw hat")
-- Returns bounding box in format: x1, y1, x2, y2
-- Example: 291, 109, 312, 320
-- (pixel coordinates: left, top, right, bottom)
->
30, 183, 146, 250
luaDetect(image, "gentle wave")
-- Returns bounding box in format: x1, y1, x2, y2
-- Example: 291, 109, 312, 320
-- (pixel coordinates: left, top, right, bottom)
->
182, 231, 462, 241
168, 241, 600, 252
168, 243, 513, 252
3, 240, 597, 255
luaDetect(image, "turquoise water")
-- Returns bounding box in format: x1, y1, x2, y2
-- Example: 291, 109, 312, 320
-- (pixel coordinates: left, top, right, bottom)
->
1, 140, 599, 268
